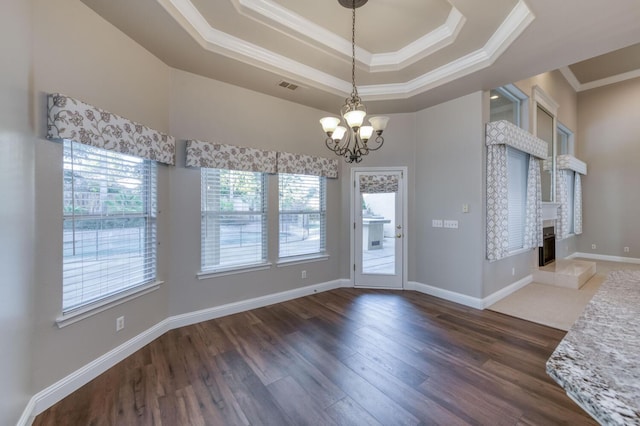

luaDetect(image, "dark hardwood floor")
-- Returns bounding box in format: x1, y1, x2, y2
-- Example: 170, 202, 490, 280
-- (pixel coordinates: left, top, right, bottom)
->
34, 289, 596, 425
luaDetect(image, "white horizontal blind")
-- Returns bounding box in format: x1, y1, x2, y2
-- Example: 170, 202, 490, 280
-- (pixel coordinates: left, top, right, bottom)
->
63, 140, 157, 312
566, 170, 575, 235
507, 147, 528, 252
279, 173, 326, 258
201, 169, 267, 271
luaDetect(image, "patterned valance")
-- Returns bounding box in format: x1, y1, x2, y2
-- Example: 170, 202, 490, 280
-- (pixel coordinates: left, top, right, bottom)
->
557, 155, 587, 175
277, 152, 339, 179
47, 93, 175, 165
359, 174, 398, 193
486, 120, 548, 159
185, 140, 277, 173
543, 155, 587, 175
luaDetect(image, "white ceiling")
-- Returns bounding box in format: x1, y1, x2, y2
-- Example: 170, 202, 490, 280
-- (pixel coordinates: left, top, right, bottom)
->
81, 0, 640, 113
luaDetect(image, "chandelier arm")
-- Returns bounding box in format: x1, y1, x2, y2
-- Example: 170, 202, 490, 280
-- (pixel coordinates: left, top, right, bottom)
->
325, 137, 340, 153
365, 135, 384, 151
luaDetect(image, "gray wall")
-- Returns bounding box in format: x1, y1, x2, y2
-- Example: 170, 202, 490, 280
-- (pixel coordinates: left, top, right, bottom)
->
9, 0, 630, 420
414, 92, 485, 298
167, 69, 343, 317
577, 77, 640, 258
0, 0, 35, 423
31, 0, 172, 391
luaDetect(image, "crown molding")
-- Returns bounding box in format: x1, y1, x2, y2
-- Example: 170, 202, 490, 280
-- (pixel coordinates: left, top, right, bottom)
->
368, 7, 466, 72
229, 0, 466, 71
560, 65, 640, 92
559, 66, 582, 91
359, 0, 535, 100
158, 0, 534, 100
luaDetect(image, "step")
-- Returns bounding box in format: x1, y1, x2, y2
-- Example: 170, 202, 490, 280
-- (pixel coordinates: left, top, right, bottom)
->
532, 259, 597, 289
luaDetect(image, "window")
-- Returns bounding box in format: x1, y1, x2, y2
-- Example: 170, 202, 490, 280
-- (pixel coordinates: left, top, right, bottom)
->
507, 147, 529, 252
557, 123, 574, 156
490, 85, 528, 128
63, 141, 157, 312
279, 173, 326, 258
201, 169, 267, 272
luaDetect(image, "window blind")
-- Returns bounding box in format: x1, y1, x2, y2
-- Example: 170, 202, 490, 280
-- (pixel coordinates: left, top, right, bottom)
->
63, 140, 157, 312
507, 147, 528, 252
279, 173, 326, 258
566, 170, 575, 235
201, 169, 267, 271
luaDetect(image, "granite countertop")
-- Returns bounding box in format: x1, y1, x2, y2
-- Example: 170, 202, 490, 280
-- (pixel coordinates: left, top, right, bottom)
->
547, 270, 640, 425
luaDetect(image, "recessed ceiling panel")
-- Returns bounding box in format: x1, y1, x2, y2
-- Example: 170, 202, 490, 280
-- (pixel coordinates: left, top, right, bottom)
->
272, 0, 453, 53
569, 42, 640, 83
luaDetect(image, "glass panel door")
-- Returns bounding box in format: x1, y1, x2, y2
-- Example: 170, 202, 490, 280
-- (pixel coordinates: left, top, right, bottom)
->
354, 170, 403, 289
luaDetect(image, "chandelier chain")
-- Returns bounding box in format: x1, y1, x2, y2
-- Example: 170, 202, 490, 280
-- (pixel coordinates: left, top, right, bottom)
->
350, 1, 358, 100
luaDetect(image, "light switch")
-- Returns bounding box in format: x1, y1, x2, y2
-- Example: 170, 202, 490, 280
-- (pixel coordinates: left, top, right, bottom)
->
432, 219, 443, 228
462, 204, 469, 213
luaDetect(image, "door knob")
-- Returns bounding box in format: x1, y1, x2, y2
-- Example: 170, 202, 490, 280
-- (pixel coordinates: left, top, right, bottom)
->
396, 233, 402, 238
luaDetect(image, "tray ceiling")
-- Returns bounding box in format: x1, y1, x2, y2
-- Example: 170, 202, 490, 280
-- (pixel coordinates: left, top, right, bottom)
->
81, 0, 640, 113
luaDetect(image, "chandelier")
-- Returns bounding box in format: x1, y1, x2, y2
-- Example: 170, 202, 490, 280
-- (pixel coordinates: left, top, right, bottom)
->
320, 0, 389, 163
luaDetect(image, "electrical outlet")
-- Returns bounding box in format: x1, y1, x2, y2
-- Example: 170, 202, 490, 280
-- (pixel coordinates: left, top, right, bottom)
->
116, 316, 124, 332
301, 270, 307, 279
432, 219, 443, 228
624, 247, 630, 253
462, 204, 469, 213
511, 267, 515, 276
591, 244, 596, 250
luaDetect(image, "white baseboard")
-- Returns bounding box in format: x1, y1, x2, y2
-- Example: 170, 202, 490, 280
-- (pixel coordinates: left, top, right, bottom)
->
407, 274, 533, 310
481, 274, 533, 308
567, 252, 640, 264
19, 279, 347, 425
29, 318, 171, 420
169, 279, 347, 329
407, 281, 484, 310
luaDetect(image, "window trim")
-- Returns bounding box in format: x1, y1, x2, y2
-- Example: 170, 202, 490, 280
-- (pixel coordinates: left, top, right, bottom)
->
490, 84, 529, 130
56, 280, 162, 328
198, 262, 272, 280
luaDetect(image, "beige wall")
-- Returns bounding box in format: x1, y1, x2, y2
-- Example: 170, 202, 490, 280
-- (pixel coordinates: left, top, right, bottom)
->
31, 0, 172, 391
515, 69, 579, 134
577, 77, 640, 257
0, 0, 35, 424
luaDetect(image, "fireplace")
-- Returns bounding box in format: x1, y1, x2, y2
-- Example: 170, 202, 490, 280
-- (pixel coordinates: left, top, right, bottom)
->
539, 226, 556, 266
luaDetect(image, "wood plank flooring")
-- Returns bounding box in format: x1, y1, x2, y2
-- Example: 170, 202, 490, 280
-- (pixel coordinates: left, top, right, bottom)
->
34, 289, 596, 425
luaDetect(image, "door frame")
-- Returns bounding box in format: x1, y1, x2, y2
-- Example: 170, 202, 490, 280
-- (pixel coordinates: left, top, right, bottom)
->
350, 166, 408, 289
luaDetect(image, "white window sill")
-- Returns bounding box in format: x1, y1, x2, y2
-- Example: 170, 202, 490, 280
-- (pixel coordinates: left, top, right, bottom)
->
507, 247, 534, 257
56, 280, 162, 328
198, 262, 272, 280
277, 254, 329, 267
